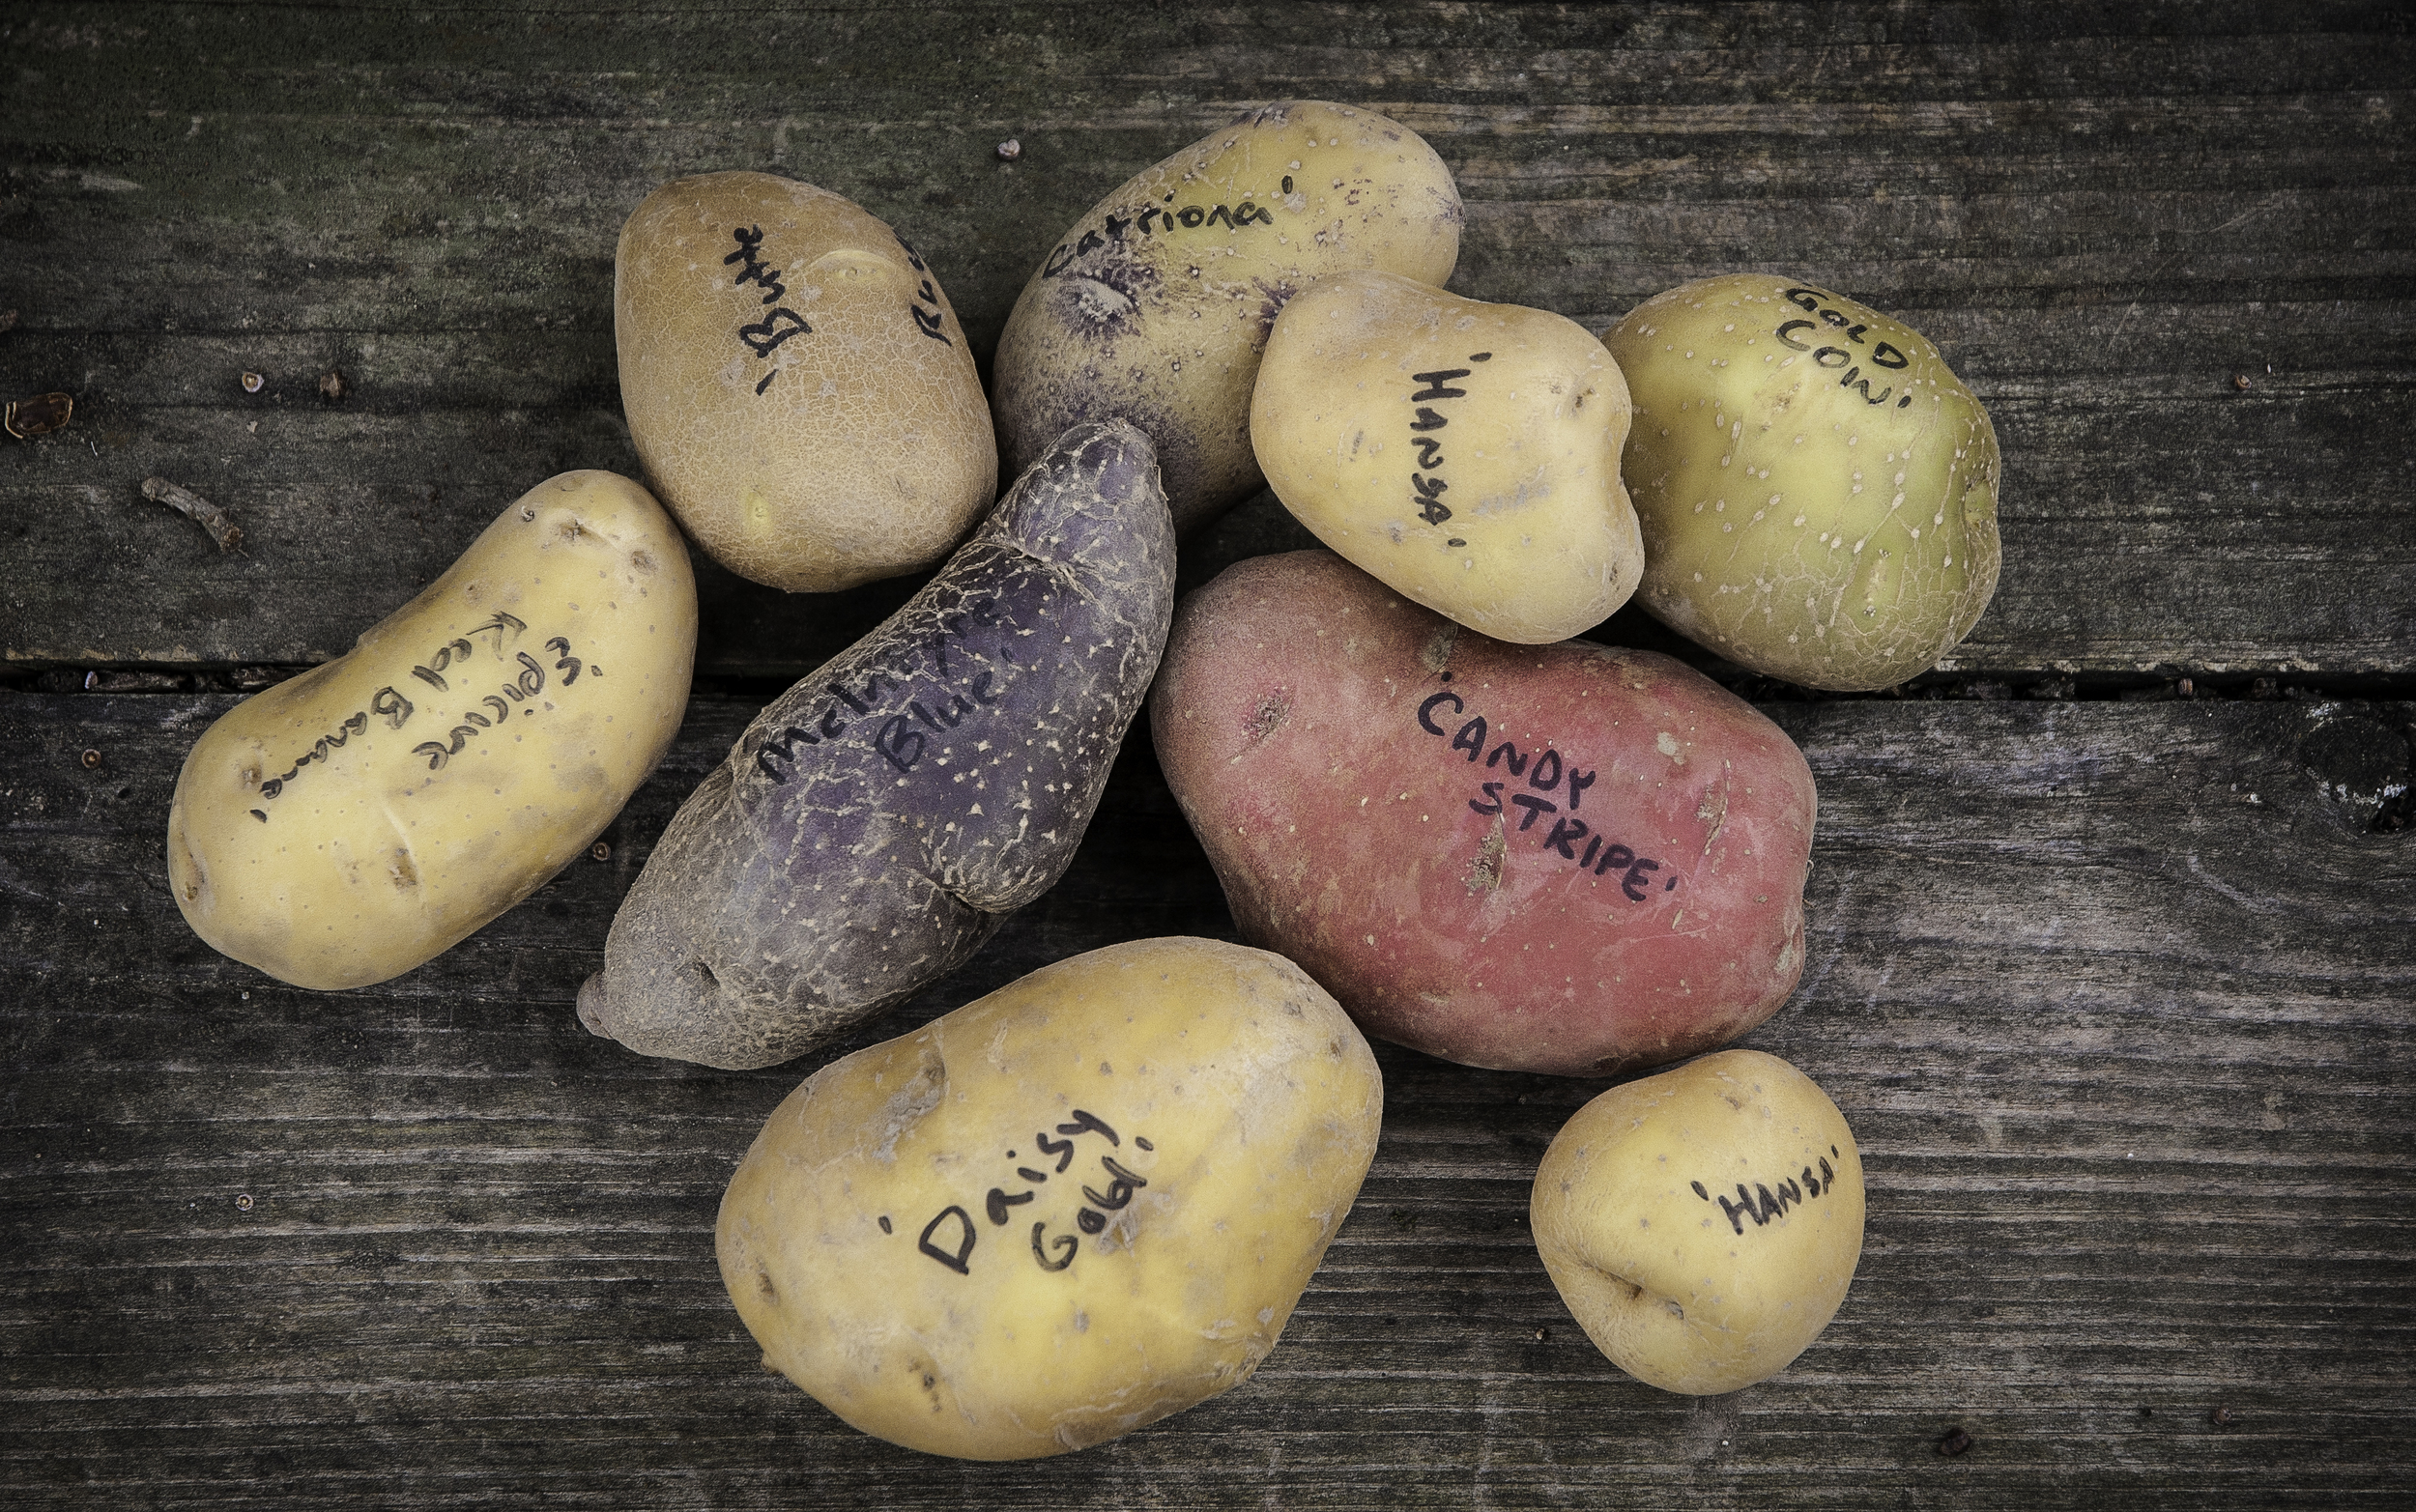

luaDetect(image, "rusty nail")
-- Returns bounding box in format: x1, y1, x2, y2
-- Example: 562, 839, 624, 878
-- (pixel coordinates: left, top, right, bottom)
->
1938, 1427, 1973, 1457
590, 842, 612, 862
996, 138, 1021, 161
241, 371, 265, 393
2210, 1406, 2234, 1427
235, 1193, 254, 1212
2231, 374, 2251, 390
318, 370, 346, 401
2178, 677, 2195, 698
80, 748, 101, 769
1533, 1327, 1549, 1341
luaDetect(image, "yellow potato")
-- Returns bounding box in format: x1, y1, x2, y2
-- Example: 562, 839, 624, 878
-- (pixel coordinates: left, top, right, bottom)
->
992, 100, 1461, 534
1251, 271, 1643, 643
716, 937, 1383, 1460
167, 471, 696, 989
1530, 1048, 1864, 1394
616, 171, 995, 591
1603, 273, 2001, 690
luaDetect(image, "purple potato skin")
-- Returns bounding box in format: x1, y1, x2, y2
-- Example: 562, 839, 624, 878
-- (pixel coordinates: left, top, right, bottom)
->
577, 422, 1175, 1070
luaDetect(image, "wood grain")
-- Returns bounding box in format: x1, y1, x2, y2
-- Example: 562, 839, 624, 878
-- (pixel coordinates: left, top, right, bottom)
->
3, 689, 2409, 1507
3, 3, 2409, 680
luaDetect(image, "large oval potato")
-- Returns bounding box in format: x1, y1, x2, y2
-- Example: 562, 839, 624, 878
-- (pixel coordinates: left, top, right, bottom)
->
1603, 273, 2001, 691
1151, 552, 1814, 1077
992, 100, 1461, 534
1252, 270, 1643, 642
168, 471, 696, 989
718, 936, 1383, 1460
1532, 1049, 1865, 1394
577, 422, 1174, 1070
617, 170, 995, 592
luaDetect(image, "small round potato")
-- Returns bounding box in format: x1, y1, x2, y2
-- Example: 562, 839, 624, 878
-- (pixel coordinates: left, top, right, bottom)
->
616, 171, 995, 592
1252, 271, 1643, 643
1531, 1049, 1864, 1394
717, 937, 1383, 1460
992, 100, 1462, 534
167, 471, 696, 989
1603, 273, 2001, 691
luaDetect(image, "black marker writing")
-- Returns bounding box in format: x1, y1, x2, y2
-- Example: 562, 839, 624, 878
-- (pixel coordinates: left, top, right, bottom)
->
1696, 1154, 1840, 1236
1774, 286, 1913, 409
1413, 691, 1677, 899
750, 595, 1019, 785
910, 1108, 1154, 1277
1404, 355, 1488, 526
729, 225, 812, 388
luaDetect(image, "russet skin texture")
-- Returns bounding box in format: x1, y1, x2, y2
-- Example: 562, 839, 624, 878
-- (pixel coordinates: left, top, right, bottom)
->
616, 170, 995, 592
1604, 273, 2001, 691
992, 100, 1462, 535
716, 937, 1383, 1461
168, 471, 695, 989
1150, 552, 1815, 1077
1252, 270, 1643, 643
1531, 1049, 1865, 1394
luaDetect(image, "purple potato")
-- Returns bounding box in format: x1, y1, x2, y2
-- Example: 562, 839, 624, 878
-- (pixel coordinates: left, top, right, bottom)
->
577, 421, 1175, 1069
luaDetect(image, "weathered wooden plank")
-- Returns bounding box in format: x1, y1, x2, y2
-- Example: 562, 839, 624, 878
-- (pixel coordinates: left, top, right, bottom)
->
2, 690, 2409, 1506
4, 4, 2411, 679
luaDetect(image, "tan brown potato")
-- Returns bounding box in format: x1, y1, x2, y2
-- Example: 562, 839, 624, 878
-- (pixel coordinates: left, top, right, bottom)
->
1252, 271, 1643, 642
1603, 273, 2001, 691
167, 471, 696, 989
1531, 1049, 1864, 1394
616, 171, 995, 591
992, 100, 1461, 534
718, 937, 1383, 1460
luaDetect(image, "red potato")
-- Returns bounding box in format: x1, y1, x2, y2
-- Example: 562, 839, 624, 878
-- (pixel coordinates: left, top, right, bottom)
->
1150, 552, 1815, 1076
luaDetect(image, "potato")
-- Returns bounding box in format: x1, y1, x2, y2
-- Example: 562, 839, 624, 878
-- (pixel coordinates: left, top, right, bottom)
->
577, 421, 1174, 1070
717, 936, 1383, 1460
1251, 271, 1643, 643
616, 170, 995, 592
1602, 273, 2001, 691
1151, 551, 1814, 1077
992, 100, 1461, 535
167, 471, 696, 990
1530, 1049, 1864, 1394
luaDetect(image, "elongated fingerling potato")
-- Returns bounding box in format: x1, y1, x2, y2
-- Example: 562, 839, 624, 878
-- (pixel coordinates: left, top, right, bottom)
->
577, 421, 1175, 1070
168, 471, 696, 989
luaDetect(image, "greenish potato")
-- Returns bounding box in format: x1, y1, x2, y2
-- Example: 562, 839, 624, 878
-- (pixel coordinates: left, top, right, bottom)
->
1252, 271, 1643, 643
992, 100, 1462, 534
1530, 1049, 1864, 1395
167, 471, 697, 989
717, 936, 1384, 1460
1603, 274, 2001, 691
617, 171, 995, 592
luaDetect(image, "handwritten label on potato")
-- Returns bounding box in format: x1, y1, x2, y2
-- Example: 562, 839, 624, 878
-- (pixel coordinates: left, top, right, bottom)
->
728, 224, 813, 393
904, 1109, 1159, 1277
1690, 1144, 1844, 1235
1772, 285, 1913, 410
1417, 688, 1679, 900
897, 235, 952, 346
750, 592, 1028, 785
1040, 187, 1280, 280
247, 613, 598, 822
1406, 352, 1488, 531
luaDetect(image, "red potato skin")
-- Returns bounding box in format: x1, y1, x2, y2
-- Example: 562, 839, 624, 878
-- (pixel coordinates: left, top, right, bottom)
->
1150, 552, 1815, 1076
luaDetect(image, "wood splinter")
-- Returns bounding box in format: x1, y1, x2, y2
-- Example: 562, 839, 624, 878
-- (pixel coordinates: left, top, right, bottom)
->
141, 476, 244, 553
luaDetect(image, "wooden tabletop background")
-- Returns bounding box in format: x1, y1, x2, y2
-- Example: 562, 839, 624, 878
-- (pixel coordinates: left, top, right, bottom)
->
4, 4, 2411, 1507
